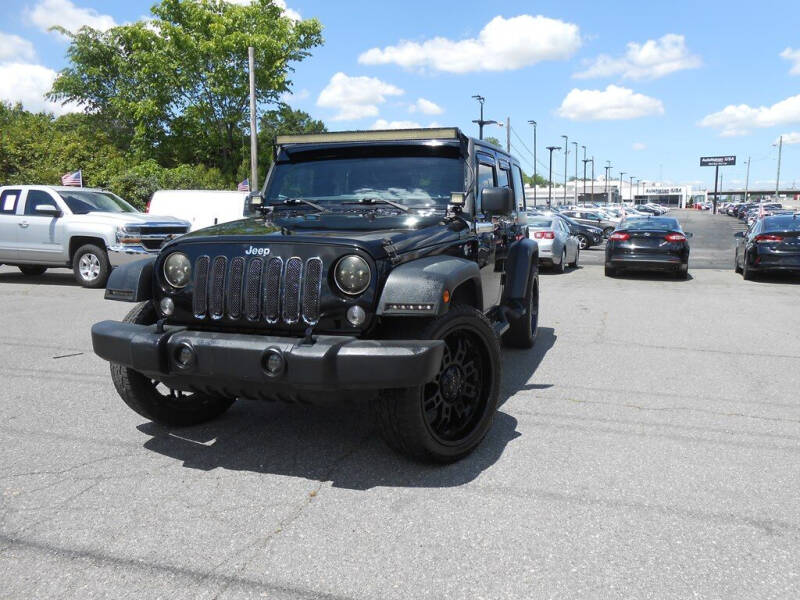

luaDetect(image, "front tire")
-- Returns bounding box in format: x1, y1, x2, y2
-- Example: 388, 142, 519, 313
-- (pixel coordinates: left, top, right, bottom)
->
19, 265, 47, 276
569, 248, 580, 268
73, 244, 110, 288
375, 306, 501, 463
576, 234, 590, 250
555, 250, 566, 273
503, 268, 539, 349
110, 302, 236, 426
742, 257, 755, 281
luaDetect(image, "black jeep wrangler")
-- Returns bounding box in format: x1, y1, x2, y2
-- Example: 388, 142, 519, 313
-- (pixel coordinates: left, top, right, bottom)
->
92, 127, 539, 463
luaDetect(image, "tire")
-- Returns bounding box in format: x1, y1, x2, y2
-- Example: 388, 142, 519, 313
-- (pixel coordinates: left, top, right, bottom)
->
577, 234, 589, 250
734, 251, 742, 274
569, 248, 580, 268
604, 265, 616, 277
110, 301, 236, 427
742, 256, 755, 281
18, 265, 47, 276
72, 243, 110, 288
502, 268, 539, 349
676, 263, 689, 280
603, 226, 614, 238
555, 250, 566, 273
374, 305, 501, 463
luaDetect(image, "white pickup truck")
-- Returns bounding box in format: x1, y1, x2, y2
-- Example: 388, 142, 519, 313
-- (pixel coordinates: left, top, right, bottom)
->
0, 185, 190, 288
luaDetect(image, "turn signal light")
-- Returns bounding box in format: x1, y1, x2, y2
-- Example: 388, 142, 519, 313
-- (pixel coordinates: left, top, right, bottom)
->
664, 233, 687, 242
533, 231, 555, 239
608, 232, 630, 241
755, 234, 783, 243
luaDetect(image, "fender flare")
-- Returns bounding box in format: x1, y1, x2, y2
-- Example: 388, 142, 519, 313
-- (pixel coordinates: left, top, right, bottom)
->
377, 255, 482, 316
104, 257, 155, 302
501, 238, 538, 306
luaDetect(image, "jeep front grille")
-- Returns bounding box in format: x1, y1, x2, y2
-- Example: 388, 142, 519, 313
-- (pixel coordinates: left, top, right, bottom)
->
193, 255, 322, 326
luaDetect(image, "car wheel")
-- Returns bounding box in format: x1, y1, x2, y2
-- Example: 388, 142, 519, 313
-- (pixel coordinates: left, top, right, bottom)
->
502, 267, 539, 349
734, 252, 743, 274
18, 265, 47, 276
110, 302, 236, 426
577, 234, 589, 250
72, 243, 110, 288
676, 263, 689, 280
604, 265, 616, 277
603, 226, 614, 238
569, 248, 579, 268
375, 305, 501, 463
742, 256, 755, 281
555, 250, 566, 273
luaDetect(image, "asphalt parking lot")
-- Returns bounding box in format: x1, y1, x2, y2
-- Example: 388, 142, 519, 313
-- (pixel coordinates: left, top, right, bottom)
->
1, 210, 799, 599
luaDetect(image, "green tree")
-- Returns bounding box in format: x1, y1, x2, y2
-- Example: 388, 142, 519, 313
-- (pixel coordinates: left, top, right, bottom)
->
483, 136, 502, 148
48, 0, 323, 178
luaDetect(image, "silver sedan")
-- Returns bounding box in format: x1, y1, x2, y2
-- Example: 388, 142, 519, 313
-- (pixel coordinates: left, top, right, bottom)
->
527, 215, 580, 272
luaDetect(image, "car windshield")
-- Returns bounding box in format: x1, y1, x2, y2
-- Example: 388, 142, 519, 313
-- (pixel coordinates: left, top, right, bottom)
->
624, 217, 681, 231
265, 156, 464, 210
59, 190, 137, 214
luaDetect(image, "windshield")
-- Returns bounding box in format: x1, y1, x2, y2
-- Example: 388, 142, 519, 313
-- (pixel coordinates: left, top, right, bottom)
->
59, 190, 137, 214
266, 156, 464, 209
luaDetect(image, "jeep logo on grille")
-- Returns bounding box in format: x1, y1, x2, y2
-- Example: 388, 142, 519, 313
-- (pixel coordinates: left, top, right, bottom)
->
244, 246, 270, 256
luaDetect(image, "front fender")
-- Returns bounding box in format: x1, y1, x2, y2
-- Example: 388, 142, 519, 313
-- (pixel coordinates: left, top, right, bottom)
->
104, 257, 155, 302
501, 238, 538, 305
377, 255, 482, 317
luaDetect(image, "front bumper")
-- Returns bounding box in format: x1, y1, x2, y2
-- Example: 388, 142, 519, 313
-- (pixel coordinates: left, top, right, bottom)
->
91, 321, 445, 398
107, 244, 159, 268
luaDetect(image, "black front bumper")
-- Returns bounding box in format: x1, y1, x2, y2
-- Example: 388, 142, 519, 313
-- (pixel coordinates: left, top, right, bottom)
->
92, 321, 444, 401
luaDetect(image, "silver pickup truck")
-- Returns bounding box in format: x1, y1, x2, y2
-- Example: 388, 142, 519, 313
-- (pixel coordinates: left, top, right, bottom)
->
0, 185, 190, 288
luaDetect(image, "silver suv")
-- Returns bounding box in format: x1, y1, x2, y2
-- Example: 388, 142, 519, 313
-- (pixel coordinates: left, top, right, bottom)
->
0, 185, 190, 288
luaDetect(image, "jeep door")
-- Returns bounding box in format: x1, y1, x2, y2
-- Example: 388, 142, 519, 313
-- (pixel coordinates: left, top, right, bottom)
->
0, 188, 22, 261
17, 190, 68, 264
475, 156, 502, 309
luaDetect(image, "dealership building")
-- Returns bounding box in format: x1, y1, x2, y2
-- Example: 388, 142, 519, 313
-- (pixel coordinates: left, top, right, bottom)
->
526, 180, 707, 208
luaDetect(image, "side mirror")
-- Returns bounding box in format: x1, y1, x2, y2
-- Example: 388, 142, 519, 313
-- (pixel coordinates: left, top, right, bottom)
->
35, 204, 62, 217
734, 231, 744, 238
481, 187, 513, 215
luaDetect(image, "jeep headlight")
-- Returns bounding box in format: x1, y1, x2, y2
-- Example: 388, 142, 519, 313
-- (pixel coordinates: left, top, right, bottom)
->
163, 252, 191, 288
334, 255, 371, 295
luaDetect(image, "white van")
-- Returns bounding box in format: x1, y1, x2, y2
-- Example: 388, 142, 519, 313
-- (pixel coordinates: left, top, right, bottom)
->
146, 190, 250, 231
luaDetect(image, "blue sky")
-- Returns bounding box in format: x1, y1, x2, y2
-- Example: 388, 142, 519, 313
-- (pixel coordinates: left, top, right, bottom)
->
1, 0, 799, 191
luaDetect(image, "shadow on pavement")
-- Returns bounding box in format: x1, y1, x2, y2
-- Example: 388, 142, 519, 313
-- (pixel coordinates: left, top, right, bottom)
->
137, 327, 557, 490
744, 272, 800, 285
0, 270, 78, 287
609, 271, 694, 282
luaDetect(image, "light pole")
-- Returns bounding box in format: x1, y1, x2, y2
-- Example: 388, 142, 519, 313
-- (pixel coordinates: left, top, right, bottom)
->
471, 95, 497, 140
528, 120, 537, 207
590, 157, 595, 202
561, 135, 568, 205
774, 135, 783, 200
604, 162, 612, 202
581, 145, 587, 203
546, 146, 561, 209
629, 175, 634, 203
572, 141, 578, 205
635, 178, 641, 201
744, 156, 751, 203
618, 172, 626, 204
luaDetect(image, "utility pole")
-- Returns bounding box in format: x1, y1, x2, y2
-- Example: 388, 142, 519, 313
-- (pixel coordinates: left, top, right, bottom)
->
582, 157, 590, 205
572, 141, 578, 205
604, 162, 612, 202
546, 146, 561, 208
619, 172, 626, 204
528, 120, 537, 207
506, 117, 511, 153
471, 95, 497, 140
744, 156, 751, 203
561, 135, 568, 205
248, 46, 259, 192
629, 175, 634, 203
775, 135, 783, 200
590, 157, 595, 202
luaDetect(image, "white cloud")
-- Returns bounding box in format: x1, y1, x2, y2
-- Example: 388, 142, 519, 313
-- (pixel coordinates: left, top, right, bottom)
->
698, 94, 800, 136
317, 72, 403, 121
574, 34, 701, 80
0, 62, 82, 115
358, 14, 581, 73
777, 132, 800, 145
409, 98, 443, 115
370, 119, 422, 130
557, 85, 664, 121
28, 0, 117, 36
781, 47, 800, 75
632, 142, 646, 151
225, 0, 301, 21
0, 33, 36, 61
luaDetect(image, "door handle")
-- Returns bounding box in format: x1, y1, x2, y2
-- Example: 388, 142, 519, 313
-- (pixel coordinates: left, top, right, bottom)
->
18, 221, 29, 228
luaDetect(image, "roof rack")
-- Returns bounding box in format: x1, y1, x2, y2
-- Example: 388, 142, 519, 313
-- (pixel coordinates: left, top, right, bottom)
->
276, 127, 461, 145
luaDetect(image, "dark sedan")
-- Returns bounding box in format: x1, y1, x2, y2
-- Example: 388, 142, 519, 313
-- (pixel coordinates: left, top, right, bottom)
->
735, 214, 800, 280
605, 217, 692, 278
556, 214, 604, 249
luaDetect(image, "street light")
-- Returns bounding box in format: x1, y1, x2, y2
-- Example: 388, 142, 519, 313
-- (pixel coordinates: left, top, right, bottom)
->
590, 157, 595, 202
528, 120, 537, 207
629, 175, 634, 203
572, 141, 578, 205
471, 95, 497, 140
619, 172, 626, 204
581, 145, 587, 204
561, 135, 568, 205
546, 146, 561, 208
604, 162, 612, 202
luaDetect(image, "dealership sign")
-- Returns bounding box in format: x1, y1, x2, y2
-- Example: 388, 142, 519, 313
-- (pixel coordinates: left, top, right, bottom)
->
700, 156, 736, 166
645, 187, 683, 195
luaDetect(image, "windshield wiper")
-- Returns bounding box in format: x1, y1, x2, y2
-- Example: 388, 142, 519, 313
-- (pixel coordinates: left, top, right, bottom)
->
344, 197, 410, 212
273, 198, 330, 213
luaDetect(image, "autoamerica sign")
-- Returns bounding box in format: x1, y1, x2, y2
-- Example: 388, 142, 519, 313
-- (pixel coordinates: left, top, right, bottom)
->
700, 156, 736, 166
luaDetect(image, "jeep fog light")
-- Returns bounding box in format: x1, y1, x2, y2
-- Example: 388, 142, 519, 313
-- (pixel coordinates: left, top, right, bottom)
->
346, 305, 366, 326
159, 297, 174, 316
164, 252, 191, 288
262, 348, 285, 377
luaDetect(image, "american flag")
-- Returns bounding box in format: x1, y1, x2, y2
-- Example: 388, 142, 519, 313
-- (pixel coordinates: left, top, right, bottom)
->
237, 178, 250, 192
61, 170, 82, 187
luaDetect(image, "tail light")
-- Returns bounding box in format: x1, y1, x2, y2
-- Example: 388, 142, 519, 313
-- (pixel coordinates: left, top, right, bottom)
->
664, 232, 687, 242
755, 234, 783, 243
608, 232, 630, 241
533, 231, 555, 239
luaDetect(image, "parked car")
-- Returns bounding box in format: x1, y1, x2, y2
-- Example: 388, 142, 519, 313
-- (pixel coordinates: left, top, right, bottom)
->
633, 204, 662, 215
605, 216, 692, 278
734, 214, 800, 280
147, 190, 250, 231
560, 209, 617, 237
90, 127, 541, 463
527, 215, 580, 271
0, 185, 190, 287
556, 214, 603, 249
